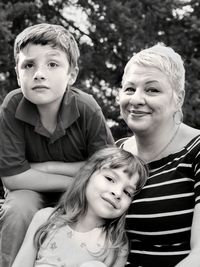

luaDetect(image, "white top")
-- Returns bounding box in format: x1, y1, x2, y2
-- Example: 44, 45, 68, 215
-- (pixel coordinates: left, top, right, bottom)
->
35, 223, 108, 267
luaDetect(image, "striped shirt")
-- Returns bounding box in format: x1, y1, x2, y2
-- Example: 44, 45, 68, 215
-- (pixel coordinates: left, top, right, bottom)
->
118, 135, 200, 267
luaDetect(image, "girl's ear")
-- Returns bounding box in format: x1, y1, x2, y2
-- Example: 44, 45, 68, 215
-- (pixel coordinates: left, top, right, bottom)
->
15, 66, 21, 87
68, 67, 79, 85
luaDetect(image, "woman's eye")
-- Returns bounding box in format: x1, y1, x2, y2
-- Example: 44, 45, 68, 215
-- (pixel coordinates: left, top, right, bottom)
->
146, 87, 159, 93
124, 87, 135, 93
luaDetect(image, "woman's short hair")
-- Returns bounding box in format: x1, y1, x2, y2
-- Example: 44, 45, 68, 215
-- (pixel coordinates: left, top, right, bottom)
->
122, 43, 185, 97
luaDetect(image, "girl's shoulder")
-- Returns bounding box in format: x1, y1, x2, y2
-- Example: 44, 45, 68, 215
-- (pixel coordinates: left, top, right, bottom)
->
32, 207, 55, 226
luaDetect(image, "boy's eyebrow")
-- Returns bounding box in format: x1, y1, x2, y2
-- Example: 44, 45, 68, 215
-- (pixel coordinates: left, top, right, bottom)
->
45, 51, 63, 57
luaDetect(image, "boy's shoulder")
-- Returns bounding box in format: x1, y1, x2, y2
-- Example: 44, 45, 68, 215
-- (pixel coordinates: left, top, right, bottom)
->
1, 88, 23, 110
70, 87, 100, 111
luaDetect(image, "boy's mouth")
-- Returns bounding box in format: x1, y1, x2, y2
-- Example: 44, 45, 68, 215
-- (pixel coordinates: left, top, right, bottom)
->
32, 85, 49, 90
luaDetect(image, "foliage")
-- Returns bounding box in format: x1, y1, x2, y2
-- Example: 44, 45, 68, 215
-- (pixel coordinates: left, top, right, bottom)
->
0, 0, 200, 140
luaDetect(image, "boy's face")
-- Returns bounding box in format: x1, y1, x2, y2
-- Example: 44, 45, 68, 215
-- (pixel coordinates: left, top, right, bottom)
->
15, 44, 78, 107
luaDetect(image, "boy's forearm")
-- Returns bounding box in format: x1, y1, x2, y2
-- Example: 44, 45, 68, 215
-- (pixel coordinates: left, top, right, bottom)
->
2, 168, 73, 192
31, 161, 85, 176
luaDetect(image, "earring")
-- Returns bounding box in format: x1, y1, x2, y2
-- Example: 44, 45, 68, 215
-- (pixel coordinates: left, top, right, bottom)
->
173, 110, 183, 125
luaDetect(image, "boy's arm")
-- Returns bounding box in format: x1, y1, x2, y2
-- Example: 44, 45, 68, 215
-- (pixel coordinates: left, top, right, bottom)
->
2, 168, 73, 192
30, 161, 85, 176
12, 207, 53, 267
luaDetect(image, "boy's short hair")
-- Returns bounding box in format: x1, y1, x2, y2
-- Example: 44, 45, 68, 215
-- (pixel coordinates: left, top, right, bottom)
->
14, 23, 80, 71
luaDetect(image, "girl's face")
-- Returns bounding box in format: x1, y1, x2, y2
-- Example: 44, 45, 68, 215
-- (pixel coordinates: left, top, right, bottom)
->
85, 166, 139, 225
119, 64, 182, 134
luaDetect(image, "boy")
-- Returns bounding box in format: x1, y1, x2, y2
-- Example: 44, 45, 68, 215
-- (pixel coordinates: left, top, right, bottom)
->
0, 23, 114, 267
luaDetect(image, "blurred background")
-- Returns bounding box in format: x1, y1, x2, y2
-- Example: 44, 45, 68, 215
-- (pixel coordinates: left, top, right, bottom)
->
0, 0, 200, 141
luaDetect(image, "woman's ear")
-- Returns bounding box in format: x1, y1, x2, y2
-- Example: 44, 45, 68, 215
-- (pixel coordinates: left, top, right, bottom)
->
68, 67, 79, 85
177, 90, 185, 107
15, 66, 21, 87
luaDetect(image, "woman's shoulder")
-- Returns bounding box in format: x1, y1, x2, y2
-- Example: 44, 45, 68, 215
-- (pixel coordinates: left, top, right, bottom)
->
179, 124, 200, 147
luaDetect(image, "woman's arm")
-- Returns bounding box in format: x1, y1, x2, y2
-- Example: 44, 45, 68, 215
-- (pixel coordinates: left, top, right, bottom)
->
12, 207, 54, 267
105, 242, 129, 267
175, 203, 200, 267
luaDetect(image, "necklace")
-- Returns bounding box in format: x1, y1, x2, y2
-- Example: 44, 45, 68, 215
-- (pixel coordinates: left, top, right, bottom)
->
147, 125, 180, 163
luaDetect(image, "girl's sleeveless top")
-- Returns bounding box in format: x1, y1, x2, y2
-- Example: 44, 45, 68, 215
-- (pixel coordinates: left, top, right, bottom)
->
117, 135, 200, 267
35, 224, 108, 267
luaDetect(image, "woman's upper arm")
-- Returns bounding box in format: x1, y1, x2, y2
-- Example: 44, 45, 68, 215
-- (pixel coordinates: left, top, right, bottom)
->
190, 203, 200, 251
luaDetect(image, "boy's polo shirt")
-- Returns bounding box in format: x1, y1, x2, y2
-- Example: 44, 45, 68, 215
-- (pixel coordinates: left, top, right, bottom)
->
0, 87, 114, 176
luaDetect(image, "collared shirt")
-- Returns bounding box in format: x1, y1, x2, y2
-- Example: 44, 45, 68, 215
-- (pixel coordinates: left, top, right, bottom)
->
0, 87, 114, 176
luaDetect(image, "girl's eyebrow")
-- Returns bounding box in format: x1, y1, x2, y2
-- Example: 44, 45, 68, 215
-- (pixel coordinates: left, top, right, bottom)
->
109, 169, 136, 191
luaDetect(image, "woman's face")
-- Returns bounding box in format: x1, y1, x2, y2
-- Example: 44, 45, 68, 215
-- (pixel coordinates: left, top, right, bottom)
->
119, 64, 180, 134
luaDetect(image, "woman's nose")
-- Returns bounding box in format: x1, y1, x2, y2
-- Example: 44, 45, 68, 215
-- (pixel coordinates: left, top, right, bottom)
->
130, 89, 145, 105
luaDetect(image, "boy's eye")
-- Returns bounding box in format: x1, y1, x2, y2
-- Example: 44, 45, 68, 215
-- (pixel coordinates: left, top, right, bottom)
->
24, 63, 34, 69
48, 62, 58, 68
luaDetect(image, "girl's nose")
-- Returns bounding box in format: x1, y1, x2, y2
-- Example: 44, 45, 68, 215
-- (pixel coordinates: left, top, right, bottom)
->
111, 189, 122, 200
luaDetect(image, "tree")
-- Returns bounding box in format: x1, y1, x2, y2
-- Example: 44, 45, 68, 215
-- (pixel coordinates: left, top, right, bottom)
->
0, 0, 200, 138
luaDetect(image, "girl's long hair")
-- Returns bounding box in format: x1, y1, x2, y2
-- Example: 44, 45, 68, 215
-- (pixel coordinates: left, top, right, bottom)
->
34, 147, 148, 265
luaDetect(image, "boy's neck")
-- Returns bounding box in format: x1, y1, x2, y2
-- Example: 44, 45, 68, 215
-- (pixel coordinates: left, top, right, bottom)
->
37, 102, 61, 134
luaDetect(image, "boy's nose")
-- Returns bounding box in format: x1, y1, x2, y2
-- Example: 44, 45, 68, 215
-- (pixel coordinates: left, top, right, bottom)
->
33, 68, 46, 80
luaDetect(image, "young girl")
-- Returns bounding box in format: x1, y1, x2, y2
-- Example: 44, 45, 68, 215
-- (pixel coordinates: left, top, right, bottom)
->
12, 147, 148, 267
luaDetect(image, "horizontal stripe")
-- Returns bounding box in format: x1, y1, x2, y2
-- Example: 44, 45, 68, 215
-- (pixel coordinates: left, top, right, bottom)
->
126, 209, 193, 219
127, 227, 191, 236
130, 249, 190, 256
144, 178, 193, 189
133, 193, 194, 203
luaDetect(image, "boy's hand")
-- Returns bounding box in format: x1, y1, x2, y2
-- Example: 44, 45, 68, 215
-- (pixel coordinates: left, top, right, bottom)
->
80, 261, 107, 267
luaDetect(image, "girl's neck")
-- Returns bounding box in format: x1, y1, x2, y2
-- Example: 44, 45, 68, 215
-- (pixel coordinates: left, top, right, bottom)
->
71, 216, 105, 233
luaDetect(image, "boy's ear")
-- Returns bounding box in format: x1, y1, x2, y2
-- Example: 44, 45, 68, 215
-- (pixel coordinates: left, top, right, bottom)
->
68, 67, 79, 85
15, 66, 21, 87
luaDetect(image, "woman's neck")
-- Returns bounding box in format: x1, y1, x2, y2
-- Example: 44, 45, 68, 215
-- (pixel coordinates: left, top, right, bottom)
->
128, 123, 181, 163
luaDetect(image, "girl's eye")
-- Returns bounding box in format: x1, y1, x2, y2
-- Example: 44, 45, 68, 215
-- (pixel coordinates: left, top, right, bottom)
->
105, 176, 114, 183
124, 190, 133, 198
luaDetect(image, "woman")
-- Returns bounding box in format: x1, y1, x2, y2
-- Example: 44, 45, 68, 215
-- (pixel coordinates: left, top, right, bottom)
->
117, 43, 200, 267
